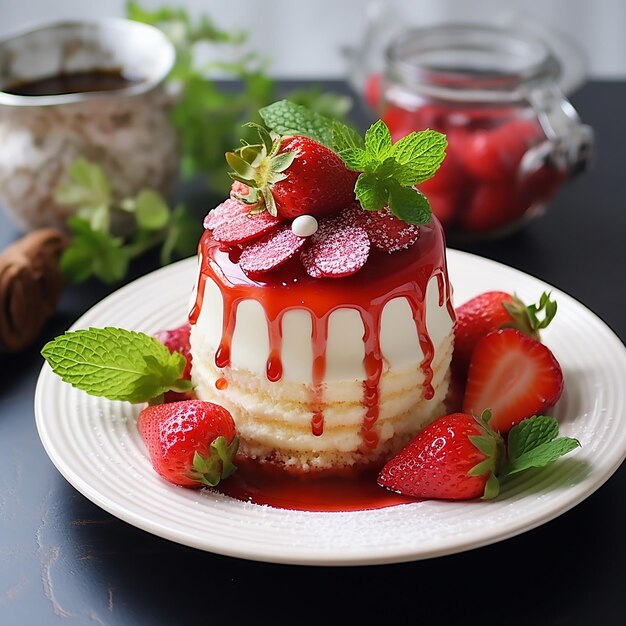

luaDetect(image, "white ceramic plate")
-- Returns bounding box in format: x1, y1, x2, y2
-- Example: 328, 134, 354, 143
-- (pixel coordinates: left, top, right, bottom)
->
35, 251, 626, 566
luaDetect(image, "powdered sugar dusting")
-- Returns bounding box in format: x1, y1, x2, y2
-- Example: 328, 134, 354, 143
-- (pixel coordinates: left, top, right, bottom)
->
301, 219, 370, 278
239, 226, 306, 274
210, 199, 281, 245
355, 206, 420, 253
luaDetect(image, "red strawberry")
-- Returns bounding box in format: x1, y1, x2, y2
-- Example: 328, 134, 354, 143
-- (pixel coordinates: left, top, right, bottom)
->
238, 225, 306, 274
208, 198, 281, 245
272, 136, 358, 219
226, 127, 357, 220
460, 182, 527, 234
349, 205, 420, 252
453, 290, 557, 377
461, 120, 542, 182
377, 411, 502, 500
463, 329, 564, 434
230, 180, 251, 201
138, 400, 238, 488
154, 323, 194, 403
155, 323, 192, 380
300, 218, 370, 278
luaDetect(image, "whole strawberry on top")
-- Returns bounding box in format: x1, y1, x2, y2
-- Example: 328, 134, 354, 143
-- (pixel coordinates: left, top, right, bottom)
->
378, 411, 579, 501
228, 128, 358, 220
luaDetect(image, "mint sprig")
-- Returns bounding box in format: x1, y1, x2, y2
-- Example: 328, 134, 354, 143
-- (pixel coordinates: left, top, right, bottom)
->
503, 415, 580, 477
258, 99, 447, 225
41, 327, 193, 403
56, 158, 198, 285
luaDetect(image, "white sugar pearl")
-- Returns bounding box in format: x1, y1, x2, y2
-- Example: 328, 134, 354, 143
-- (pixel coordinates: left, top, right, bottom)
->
291, 214, 318, 237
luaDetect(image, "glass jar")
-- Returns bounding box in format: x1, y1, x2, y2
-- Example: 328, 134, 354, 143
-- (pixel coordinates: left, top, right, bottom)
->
375, 24, 593, 240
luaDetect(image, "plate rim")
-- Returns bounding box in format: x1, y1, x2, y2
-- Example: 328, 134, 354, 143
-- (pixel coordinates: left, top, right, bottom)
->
34, 249, 626, 566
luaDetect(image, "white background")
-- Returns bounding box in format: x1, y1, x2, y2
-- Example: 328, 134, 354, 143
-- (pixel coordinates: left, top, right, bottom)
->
0, 0, 624, 80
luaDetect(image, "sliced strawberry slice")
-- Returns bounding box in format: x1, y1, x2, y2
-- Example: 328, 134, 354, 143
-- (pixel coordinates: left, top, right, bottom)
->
208, 198, 281, 245
239, 226, 306, 274
203, 201, 228, 230
463, 328, 564, 434
359, 207, 420, 252
300, 218, 370, 278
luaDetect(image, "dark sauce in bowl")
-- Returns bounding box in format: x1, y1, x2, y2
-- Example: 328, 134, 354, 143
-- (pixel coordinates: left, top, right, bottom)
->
3, 68, 142, 96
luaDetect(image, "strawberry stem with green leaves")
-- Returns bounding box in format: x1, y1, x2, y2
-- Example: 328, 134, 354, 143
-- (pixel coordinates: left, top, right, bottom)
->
191, 437, 239, 487
257, 99, 448, 225
471, 412, 580, 499
225, 123, 296, 216
502, 291, 558, 340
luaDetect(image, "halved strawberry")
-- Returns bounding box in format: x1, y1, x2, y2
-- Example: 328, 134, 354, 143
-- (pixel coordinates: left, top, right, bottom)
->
463, 328, 564, 434
238, 226, 306, 274
207, 198, 281, 245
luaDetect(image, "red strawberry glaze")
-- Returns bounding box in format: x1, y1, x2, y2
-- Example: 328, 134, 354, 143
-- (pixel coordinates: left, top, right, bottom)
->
217, 459, 417, 512
189, 217, 454, 450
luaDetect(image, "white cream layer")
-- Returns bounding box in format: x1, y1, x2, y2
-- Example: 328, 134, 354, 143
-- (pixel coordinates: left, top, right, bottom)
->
189, 265, 454, 384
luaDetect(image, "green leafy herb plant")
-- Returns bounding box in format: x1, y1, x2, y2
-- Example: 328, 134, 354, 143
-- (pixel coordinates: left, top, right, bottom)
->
55, 158, 198, 284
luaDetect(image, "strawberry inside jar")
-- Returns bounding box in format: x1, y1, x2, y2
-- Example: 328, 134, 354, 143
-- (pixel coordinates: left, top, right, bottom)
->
373, 24, 592, 241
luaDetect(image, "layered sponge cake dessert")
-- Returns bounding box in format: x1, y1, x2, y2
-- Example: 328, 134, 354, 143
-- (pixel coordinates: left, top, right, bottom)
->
188, 101, 454, 473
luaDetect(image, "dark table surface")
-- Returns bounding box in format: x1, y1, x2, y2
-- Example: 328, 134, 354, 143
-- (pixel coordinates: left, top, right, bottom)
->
1, 81, 625, 626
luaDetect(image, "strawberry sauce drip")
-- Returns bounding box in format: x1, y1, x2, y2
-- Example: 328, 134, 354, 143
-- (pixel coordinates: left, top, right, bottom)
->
266, 313, 284, 382
190, 219, 454, 447
215, 377, 228, 390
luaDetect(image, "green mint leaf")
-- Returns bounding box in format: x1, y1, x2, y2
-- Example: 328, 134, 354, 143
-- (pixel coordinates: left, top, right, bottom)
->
504, 437, 581, 476
338, 147, 371, 172
507, 415, 560, 462
285, 88, 353, 121
390, 129, 447, 185
364, 120, 393, 160
387, 181, 432, 224
134, 190, 171, 231
258, 99, 334, 146
354, 173, 388, 212
41, 327, 187, 403
332, 119, 365, 152
61, 217, 129, 284
55, 158, 113, 233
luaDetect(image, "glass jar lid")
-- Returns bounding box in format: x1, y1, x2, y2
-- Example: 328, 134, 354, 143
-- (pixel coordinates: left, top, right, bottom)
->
386, 23, 563, 103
